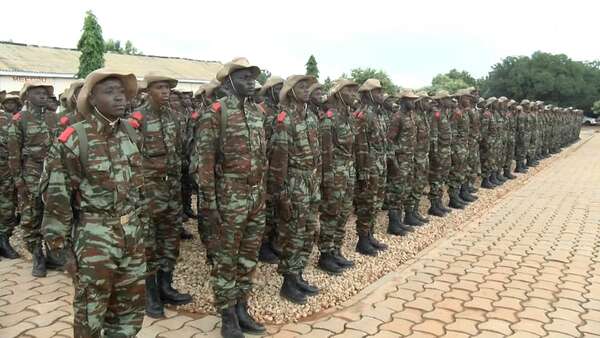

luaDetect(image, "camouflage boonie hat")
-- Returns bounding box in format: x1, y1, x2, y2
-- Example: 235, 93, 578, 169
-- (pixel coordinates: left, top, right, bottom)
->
279, 75, 318, 104
77, 68, 137, 116
329, 79, 358, 97
398, 89, 419, 99
486, 96, 498, 106
477, 97, 485, 104
258, 76, 284, 97
520, 99, 530, 105
143, 72, 178, 89
432, 90, 450, 99
516, 105, 523, 110
20, 81, 54, 101
358, 79, 382, 92
308, 82, 323, 95
216, 57, 260, 82
415, 90, 430, 101
452, 88, 474, 97
507, 99, 516, 107
1, 93, 21, 104
498, 96, 508, 102
65, 80, 84, 111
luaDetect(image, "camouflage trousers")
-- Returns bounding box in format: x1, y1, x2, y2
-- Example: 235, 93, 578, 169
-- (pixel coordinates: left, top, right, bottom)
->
73, 211, 146, 338
144, 177, 182, 274
355, 156, 386, 237
448, 141, 468, 191
504, 138, 516, 170
494, 138, 506, 171
0, 175, 18, 237
277, 169, 320, 275
466, 139, 481, 184
480, 139, 495, 176
386, 154, 413, 212
319, 160, 355, 254
515, 136, 529, 161
17, 176, 44, 251
263, 173, 282, 253
528, 134, 537, 159
212, 176, 265, 311
428, 145, 451, 200
406, 152, 428, 209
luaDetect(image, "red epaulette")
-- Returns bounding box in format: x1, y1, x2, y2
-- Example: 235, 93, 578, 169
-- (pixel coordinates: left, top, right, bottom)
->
277, 111, 286, 123
128, 118, 140, 129
353, 111, 364, 119
484, 111, 492, 117
212, 102, 221, 112
434, 111, 441, 119
58, 127, 76, 143
326, 110, 333, 118
131, 111, 143, 121
59, 116, 70, 127
12, 112, 22, 121
191, 111, 200, 120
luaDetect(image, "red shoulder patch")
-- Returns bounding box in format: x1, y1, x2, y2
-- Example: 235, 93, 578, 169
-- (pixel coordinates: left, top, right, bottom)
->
59, 116, 70, 127
277, 111, 286, 123
131, 111, 143, 121
12, 112, 22, 121
191, 111, 200, 120
326, 110, 333, 118
128, 119, 140, 129
212, 102, 221, 112
434, 111, 441, 119
58, 127, 75, 143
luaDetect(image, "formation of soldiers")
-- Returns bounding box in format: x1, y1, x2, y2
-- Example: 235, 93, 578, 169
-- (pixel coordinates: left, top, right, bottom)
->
0, 57, 584, 338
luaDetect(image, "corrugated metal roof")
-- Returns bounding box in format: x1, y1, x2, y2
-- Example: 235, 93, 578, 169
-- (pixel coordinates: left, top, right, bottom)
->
0, 41, 222, 81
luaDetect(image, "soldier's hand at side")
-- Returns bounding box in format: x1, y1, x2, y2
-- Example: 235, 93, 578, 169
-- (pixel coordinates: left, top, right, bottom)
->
63, 246, 78, 279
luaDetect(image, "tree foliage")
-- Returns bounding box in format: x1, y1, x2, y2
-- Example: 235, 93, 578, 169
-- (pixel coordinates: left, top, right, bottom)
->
480, 51, 600, 111
105, 39, 141, 55
423, 69, 476, 94
257, 69, 272, 85
77, 10, 105, 78
346, 68, 397, 94
305, 55, 319, 79
322, 77, 334, 94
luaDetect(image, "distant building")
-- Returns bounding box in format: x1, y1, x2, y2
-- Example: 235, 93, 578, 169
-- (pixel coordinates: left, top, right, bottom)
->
0, 41, 222, 96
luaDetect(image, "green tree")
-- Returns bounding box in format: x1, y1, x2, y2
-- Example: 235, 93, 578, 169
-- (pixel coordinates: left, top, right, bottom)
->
104, 38, 122, 53
77, 10, 105, 78
124, 40, 140, 55
322, 77, 334, 93
257, 69, 272, 85
347, 67, 397, 94
305, 55, 319, 79
425, 69, 476, 93
480, 51, 600, 111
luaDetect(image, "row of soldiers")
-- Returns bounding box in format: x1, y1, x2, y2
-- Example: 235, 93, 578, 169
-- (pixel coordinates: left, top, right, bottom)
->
0, 56, 583, 338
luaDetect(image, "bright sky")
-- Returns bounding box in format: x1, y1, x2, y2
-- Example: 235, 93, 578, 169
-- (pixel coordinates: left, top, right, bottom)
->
1, 0, 597, 88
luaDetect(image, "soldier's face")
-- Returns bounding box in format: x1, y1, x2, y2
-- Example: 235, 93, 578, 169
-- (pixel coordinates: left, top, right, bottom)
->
459, 96, 470, 108
271, 83, 283, 99
148, 81, 171, 106
3, 100, 19, 113
182, 93, 193, 108
47, 99, 58, 112
340, 86, 358, 105
89, 78, 127, 118
27, 87, 49, 108
422, 98, 432, 111
371, 88, 385, 104
230, 69, 256, 97
169, 93, 183, 112
402, 98, 416, 111
310, 88, 323, 105
292, 79, 310, 103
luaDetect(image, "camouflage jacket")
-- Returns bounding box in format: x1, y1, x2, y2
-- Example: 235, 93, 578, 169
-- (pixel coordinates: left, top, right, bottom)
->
468, 107, 481, 142
41, 117, 145, 247
414, 109, 430, 155
195, 95, 267, 210
8, 106, 59, 187
353, 102, 387, 178
450, 107, 470, 144
480, 109, 496, 143
131, 102, 182, 179
268, 102, 321, 193
387, 109, 417, 162
262, 99, 279, 143
494, 110, 506, 141
0, 111, 10, 174
516, 112, 529, 142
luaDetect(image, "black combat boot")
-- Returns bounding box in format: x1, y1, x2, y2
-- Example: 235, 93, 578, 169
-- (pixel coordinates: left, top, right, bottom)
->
145, 274, 165, 318
413, 206, 430, 223
488, 174, 500, 186
356, 234, 377, 256
503, 168, 516, 179
280, 274, 307, 304
31, 243, 47, 277
296, 273, 319, 296
333, 249, 354, 268
368, 231, 388, 251
404, 208, 424, 226
180, 227, 194, 240
0, 235, 19, 259
495, 171, 507, 183
258, 241, 278, 264
428, 200, 445, 217
157, 270, 192, 305
448, 189, 466, 209
317, 252, 344, 275
44, 243, 65, 270
514, 161, 526, 173
460, 185, 477, 202
481, 176, 494, 189
221, 306, 244, 338
387, 209, 414, 236
437, 198, 452, 213
235, 301, 266, 334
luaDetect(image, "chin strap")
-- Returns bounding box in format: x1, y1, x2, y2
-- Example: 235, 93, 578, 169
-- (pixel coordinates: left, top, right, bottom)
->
93, 106, 119, 127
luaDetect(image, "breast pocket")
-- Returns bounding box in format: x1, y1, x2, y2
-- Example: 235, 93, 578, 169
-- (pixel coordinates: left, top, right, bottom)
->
87, 160, 113, 190
144, 133, 167, 158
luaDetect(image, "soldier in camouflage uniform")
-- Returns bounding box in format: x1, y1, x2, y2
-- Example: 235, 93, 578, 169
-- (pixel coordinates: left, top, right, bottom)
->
57, 80, 84, 129
2, 93, 22, 115
268, 75, 322, 304
42, 69, 146, 337
386, 90, 419, 234
502, 99, 517, 179
195, 58, 266, 337
257, 75, 284, 264
491, 97, 507, 186
353, 79, 388, 256
480, 97, 498, 189
427, 90, 453, 216
131, 73, 192, 318
0, 96, 20, 259
527, 101, 540, 167
317, 79, 362, 274
465, 93, 482, 194
8, 81, 60, 277
514, 101, 530, 173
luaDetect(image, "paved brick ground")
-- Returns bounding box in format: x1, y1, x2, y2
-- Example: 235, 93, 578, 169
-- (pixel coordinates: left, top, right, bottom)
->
1, 130, 599, 337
